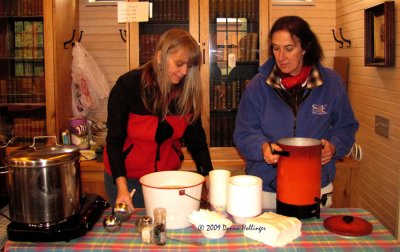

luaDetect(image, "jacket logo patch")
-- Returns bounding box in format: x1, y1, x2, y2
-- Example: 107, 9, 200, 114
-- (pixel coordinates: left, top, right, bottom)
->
312, 104, 328, 115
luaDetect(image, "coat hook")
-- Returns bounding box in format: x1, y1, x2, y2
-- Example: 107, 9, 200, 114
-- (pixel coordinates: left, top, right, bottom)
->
64, 30, 84, 49
78, 31, 84, 42
332, 30, 343, 48
64, 29, 76, 49
339, 28, 351, 48
72, 31, 84, 47
119, 28, 126, 43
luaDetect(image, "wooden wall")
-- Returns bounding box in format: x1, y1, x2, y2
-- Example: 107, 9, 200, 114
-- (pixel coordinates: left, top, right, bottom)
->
336, 0, 400, 237
78, 0, 127, 123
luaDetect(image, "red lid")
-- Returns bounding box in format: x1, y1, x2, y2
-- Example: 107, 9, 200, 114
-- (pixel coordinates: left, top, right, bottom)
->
323, 215, 373, 236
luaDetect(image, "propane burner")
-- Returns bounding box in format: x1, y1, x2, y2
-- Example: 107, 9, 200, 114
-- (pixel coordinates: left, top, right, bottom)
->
7, 193, 109, 242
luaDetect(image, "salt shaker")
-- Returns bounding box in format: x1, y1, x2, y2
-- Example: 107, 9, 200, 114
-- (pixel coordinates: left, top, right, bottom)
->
141, 216, 154, 244
153, 208, 167, 245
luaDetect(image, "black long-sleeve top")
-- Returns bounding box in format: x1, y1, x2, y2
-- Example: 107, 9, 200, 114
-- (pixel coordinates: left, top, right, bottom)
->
104, 69, 213, 180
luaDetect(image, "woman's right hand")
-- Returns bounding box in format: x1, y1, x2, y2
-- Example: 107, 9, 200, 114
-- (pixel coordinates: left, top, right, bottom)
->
262, 142, 282, 165
115, 177, 135, 212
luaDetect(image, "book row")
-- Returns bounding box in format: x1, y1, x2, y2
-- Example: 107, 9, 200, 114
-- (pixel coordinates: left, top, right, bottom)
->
14, 20, 44, 57
146, 0, 189, 22
14, 60, 44, 77
213, 32, 258, 64
0, 21, 44, 78
141, 0, 258, 22
238, 32, 258, 62
0, 0, 43, 17
210, 113, 236, 147
10, 117, 46, 146
211, 79, 250, 110
0, 76, 45, 104
140, 34, 161, 64
210, 0, 258, 21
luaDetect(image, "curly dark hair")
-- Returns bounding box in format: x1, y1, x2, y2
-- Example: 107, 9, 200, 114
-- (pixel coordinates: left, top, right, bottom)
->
268, 16, 323, 66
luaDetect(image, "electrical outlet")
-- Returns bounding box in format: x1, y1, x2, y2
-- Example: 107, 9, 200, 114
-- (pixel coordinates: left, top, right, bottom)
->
375, 115, 389, 138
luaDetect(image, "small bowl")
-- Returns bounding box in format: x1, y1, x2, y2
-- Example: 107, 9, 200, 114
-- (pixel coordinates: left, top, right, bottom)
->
201, 228, 227, 239
113, 202, 132, 222
103, 215, 121, 232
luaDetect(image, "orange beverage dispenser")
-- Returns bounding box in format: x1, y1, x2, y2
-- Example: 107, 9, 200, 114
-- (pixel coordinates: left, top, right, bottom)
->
276, 137, 322, 219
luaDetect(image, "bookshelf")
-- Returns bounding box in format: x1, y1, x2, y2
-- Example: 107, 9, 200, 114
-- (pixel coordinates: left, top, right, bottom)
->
209, 6, 260, 146
0, 0, 79, 146
0, 1, 46, 146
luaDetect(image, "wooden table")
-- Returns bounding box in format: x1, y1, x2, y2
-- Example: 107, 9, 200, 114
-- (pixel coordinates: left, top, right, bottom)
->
4, 208, 400, 251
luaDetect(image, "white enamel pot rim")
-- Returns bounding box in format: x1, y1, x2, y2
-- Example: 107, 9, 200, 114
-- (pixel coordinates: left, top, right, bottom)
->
140, 171, 204, 189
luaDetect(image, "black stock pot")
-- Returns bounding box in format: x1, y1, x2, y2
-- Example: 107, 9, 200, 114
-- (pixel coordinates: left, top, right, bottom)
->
3, 136, 82, 225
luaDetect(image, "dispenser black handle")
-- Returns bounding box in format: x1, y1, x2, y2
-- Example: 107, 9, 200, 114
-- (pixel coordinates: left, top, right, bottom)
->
269, 142, 290, 157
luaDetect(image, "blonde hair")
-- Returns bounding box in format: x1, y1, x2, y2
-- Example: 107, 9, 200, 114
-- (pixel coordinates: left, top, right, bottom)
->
140, 28, 202, 123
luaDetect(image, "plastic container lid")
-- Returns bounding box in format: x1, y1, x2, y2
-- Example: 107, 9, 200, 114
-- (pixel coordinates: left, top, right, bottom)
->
323, 215, 373, 237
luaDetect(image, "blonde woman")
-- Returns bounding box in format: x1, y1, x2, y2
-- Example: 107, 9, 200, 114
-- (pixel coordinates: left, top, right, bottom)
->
104, 28, 213, 210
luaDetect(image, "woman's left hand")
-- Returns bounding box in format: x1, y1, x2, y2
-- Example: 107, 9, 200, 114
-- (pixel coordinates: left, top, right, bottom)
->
321, 139, 336, 165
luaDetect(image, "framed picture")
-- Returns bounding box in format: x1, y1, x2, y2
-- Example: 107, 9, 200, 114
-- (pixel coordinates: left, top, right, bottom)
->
364, 1, 395, 67
272, 0, 314, 6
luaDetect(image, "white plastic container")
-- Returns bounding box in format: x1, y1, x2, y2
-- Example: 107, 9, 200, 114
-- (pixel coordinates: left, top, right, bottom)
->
227, 175, 262, 224
209, 169, 231, 214
140, 171, 204, 229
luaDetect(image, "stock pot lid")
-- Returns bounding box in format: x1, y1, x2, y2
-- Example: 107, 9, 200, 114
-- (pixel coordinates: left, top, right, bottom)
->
323, 215, 373, 236
5, 144, 80, 167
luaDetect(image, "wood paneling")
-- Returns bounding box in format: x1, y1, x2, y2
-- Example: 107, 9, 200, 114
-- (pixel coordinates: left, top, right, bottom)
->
78, 0, 127, 122
337, 0, 400, 238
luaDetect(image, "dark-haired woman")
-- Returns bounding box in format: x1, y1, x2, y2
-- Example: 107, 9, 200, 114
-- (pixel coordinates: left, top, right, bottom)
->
233, 16, 358, 209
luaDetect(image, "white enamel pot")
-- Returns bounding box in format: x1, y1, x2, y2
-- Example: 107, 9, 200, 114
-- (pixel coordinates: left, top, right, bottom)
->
140, 170, 204, 229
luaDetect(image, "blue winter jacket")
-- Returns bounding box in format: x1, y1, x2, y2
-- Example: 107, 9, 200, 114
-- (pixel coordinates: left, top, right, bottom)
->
233, 58, 359, 192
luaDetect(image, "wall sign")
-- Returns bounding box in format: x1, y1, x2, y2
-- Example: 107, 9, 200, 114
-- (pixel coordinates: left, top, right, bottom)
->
118, 2, 149, 23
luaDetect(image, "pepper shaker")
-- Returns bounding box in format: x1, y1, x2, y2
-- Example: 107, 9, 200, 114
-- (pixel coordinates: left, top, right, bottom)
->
153, 207, 167, 245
